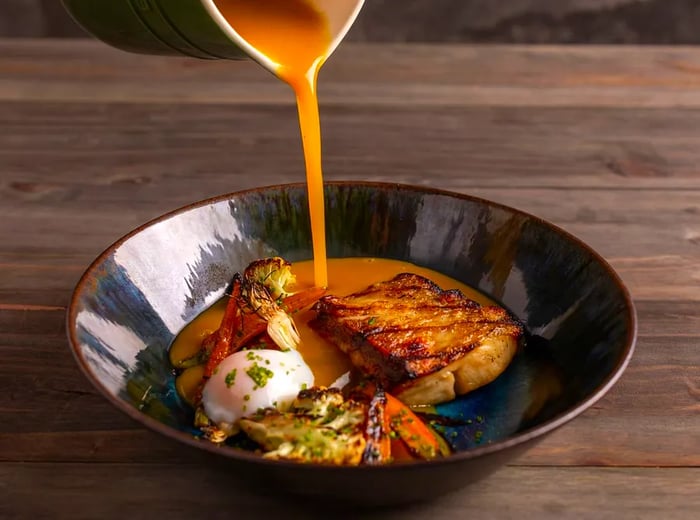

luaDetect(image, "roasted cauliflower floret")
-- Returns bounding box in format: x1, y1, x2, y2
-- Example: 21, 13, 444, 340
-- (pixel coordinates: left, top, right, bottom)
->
239, 387, 367, 465
243, 257, 297, 300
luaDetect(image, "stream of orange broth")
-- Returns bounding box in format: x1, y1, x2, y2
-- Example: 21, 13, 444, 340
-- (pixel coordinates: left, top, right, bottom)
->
214, 0, 331, 288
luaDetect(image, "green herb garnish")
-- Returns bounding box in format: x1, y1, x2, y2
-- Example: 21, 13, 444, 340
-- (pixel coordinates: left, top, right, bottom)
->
246, 363, 274, 389
224, 368, 237, 388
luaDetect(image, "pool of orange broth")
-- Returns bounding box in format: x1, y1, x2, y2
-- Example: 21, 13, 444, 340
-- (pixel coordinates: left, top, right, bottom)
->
170, 258, 494, 405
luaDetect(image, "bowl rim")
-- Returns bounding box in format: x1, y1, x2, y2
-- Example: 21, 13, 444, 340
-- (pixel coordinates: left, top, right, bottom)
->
66, 181, 637, 471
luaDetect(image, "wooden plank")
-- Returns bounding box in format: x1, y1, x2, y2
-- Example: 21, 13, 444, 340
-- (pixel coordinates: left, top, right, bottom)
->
3, 186, 700, 242
2, 463, 699, 519
606, 256, 700, 303
2, 100, 700, 191
140, 41, 700, 91
2, 41, 700, 107
6, 77, 700, 109
1, 39, 700, 89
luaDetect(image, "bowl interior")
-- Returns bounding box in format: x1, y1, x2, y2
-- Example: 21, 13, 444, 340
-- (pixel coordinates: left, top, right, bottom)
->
68, 182, 635, 460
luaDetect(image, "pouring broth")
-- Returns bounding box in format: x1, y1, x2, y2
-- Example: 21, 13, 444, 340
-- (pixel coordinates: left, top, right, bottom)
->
215, 0, 332, 287
164, 3, 531, 465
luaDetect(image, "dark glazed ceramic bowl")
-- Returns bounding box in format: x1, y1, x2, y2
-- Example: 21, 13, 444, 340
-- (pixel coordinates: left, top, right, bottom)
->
67, 182, 636, 505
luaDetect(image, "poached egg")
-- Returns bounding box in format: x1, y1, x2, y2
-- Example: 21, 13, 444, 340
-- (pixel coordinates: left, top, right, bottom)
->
202, 348, 314, 433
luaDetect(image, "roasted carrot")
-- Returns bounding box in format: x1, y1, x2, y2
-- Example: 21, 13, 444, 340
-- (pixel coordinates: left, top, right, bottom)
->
203, 276, 243, 379
361, 385, 392, 464
278, 286, 327, 314
349, 380, 394, 464
385, 392, 450, 460
389, 438, 417, 462
199, 284, 326, 381
355, 380, 450, 460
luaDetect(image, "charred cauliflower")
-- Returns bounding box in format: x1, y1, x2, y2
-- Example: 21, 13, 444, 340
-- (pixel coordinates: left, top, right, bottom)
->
239, 387, 367, 465
243, 257, 297, 300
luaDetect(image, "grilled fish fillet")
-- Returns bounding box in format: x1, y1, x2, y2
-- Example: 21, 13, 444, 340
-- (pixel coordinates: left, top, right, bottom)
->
310, 273, 523, 406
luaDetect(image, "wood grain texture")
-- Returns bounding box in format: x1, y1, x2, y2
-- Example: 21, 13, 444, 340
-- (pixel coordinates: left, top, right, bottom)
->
5, 40, 700, 109
2, 464, 700, 520
1, 39, 699, 518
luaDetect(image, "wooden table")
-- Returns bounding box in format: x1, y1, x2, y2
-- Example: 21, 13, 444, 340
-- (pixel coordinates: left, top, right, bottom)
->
1, 39, 699, 519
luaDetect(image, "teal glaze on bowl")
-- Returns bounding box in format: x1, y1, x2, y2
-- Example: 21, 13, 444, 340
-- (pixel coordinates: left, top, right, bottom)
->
67, 182, 636, 505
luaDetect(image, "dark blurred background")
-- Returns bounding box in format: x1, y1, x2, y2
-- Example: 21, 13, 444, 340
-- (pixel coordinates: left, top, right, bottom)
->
1, 0, 699, 43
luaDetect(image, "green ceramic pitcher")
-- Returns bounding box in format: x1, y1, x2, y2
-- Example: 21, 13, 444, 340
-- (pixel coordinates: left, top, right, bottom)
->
62, 0, 365, 69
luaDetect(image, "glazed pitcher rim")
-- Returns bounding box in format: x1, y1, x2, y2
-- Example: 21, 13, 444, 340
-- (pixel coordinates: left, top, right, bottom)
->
199, 0, 365, 72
